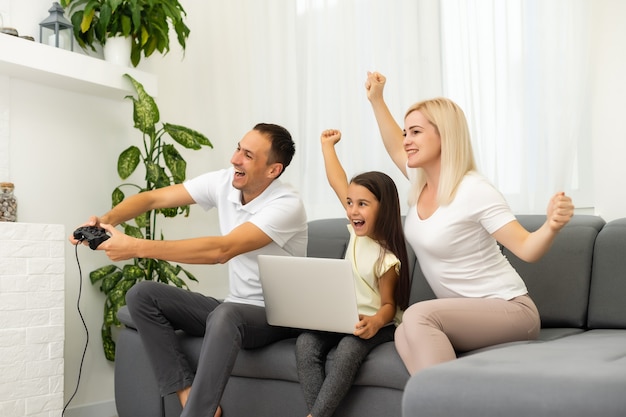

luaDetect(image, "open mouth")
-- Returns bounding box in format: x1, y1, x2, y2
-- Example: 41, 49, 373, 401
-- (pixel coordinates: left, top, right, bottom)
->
352, 219, 365, 229
234, 169, 245, 178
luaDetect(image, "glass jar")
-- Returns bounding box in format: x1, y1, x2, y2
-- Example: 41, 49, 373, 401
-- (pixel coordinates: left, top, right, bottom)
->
0, 182, 17, 222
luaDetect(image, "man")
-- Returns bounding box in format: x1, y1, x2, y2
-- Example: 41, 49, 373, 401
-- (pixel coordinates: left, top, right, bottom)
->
72, 123, 307, 417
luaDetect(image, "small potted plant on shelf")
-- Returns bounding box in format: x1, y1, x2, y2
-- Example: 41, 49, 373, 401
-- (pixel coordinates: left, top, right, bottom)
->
59, 0, 190, 67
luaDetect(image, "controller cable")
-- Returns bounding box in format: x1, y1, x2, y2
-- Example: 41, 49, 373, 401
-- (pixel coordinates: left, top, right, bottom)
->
61, 241, 90, 417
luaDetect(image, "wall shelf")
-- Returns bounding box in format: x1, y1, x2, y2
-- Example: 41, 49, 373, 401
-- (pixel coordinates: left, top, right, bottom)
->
0, 33, 157, 99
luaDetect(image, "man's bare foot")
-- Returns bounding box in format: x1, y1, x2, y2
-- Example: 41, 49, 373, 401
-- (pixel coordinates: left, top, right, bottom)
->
177, 386, 191, 408
177, 387, 220, 416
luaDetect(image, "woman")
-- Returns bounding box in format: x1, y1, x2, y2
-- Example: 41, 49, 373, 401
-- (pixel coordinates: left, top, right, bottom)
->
364, 71, 575, 374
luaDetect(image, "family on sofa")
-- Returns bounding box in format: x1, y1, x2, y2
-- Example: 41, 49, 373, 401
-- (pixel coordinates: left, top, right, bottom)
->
72, 72, 575, 417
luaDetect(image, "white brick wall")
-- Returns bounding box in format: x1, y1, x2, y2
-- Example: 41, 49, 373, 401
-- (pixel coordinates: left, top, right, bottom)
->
0, 222, 65, 417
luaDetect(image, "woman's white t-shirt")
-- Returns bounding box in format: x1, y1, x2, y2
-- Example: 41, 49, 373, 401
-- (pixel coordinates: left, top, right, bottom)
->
404, 170, 527, 300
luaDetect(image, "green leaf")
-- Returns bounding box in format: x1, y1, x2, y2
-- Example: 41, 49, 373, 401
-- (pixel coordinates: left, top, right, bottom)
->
124, 74, 159, 132
89, 265, 119, 285
108, 0, 124, 13
164, 123, 213, 150
120, 14, 131, 37
102, 324, 116, 361
130, 2, 141, 30
140, 258, 159, 279
99, 4, 112, 35
123, 224, 144, 239
130, 41, 141, 67
112, 187, 125, 207
118, 146, 141, 179
80, 8, 95, 34
154, 166, 171, 189
169, 275, 186, 288
158, 207, 178, 218
145, 161, 161, 184
163, 144, 186, 183
103, 299, 118, 326
134, 212, 148, 228
122, 264, 145, 280
182, 267, 199, 283
109, 279, 136, 305
100, 270, 124, 294
156, 260, 186, 288
173, 19, 190, 49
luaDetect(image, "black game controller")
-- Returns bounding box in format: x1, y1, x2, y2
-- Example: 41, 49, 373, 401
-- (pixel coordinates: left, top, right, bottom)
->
73, 226, 110, 250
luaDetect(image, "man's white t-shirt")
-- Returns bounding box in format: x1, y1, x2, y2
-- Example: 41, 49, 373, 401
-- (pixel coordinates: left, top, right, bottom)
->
184, 168, 308, 306
404, 170, 527, 300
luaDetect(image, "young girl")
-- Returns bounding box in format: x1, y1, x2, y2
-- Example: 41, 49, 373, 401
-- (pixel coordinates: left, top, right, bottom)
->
295, 129, 410, 417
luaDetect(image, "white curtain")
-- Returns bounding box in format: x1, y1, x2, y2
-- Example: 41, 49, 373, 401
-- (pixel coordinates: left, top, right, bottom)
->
290, 0, 439, 219
189, 0, 438, 220
189, 0, 591, 220
440, 0, 592, 213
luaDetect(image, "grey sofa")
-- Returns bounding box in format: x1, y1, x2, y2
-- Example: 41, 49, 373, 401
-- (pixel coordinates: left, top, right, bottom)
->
114, 215, 626, 417
403, 216, 626, 417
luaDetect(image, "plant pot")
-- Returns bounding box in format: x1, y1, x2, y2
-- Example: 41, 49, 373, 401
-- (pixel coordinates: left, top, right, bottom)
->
103, 36, 132, 67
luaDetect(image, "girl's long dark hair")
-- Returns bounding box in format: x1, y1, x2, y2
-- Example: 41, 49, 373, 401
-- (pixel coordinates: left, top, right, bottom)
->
351, 171, 410, 310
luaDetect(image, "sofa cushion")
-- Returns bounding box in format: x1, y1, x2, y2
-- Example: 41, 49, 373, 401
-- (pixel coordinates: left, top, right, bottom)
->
588, 218, 626, 329
176, 333, 410, 390
343, 341, 409, 390
502, 215, 605, 328
403, 329, 626, 417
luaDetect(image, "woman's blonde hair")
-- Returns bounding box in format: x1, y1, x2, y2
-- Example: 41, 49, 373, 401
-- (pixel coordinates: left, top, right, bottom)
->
404, 97, 476, 206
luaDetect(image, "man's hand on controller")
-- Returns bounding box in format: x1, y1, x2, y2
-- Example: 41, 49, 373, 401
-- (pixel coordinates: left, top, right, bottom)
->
98, 223, 138, 262
70, 218, 138, 261
69, 216, 103, 246
73, 225, 110, 249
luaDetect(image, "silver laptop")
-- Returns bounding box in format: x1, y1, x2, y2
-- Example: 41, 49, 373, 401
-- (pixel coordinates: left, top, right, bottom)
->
257, 255, 360, 334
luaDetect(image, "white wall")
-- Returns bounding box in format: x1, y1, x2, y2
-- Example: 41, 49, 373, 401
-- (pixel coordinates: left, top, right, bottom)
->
1, 1, 226, 414
2, 0, 626, 414
590, 0, 626, 221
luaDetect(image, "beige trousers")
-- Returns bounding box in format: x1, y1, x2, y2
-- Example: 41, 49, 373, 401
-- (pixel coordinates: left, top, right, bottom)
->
394, 294, 540, 375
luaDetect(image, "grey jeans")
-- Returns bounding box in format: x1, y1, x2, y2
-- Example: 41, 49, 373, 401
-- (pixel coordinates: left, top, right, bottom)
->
125, 280, 300, 417
295, 325, 395, 417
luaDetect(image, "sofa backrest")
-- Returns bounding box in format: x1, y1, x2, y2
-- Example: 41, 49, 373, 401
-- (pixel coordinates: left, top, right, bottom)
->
307, 215, 608, 329
587, 218, 626, 329
502, 215, 605, 328
307, 218, 350, 259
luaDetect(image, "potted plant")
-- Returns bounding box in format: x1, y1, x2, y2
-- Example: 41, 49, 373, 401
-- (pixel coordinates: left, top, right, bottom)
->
90, 73, 212, 360
59, 0, 190, 67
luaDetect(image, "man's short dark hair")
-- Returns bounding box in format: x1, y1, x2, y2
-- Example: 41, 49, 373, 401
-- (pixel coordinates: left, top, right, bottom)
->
254, 123, 295, 177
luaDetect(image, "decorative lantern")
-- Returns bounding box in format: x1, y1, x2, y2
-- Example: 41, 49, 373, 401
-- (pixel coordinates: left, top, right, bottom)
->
39, 2, 74, 51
